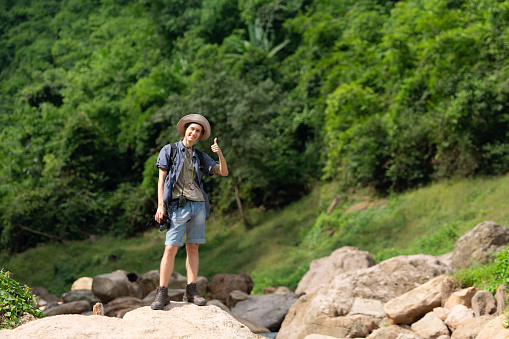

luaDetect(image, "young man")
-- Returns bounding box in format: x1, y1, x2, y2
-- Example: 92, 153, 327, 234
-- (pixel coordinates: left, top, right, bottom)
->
151, 114, 228, 309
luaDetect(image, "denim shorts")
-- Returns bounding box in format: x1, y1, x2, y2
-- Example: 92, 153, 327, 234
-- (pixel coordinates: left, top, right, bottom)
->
165, 200, 206, 246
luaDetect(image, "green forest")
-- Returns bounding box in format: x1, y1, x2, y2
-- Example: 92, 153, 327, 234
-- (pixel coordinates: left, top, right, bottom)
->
2, 0, 509, 254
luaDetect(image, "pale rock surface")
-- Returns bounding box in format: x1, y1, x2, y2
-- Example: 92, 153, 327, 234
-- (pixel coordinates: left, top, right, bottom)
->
288, 314, 377, 339
349, 298, 385, 318
231, 293, 299, 331
443, 286, 478, 309
450, 315, 494, 339
475, 314, 509, 339
444, 304, 473, 331
366, 325, 418, 339
71, 277, 93, 290
384, 275, 444, 325
303, 335, 340, 339
0, 303, 260, 339
296, 246, 375, 295
207, 299, 230, 312
452, 221, 509, 269
279, 254, 451, 339
410, 311, 450, 339
471, 290, 497, 317
433, 307, 450, 321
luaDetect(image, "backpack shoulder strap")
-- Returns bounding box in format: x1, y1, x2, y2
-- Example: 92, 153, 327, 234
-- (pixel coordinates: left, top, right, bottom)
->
195, 149, 205, 174
169, 143, 177, 165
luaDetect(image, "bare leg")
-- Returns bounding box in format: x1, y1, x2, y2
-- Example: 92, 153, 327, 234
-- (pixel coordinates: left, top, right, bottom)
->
185, 243, 199, 283
159, 245, 179, 287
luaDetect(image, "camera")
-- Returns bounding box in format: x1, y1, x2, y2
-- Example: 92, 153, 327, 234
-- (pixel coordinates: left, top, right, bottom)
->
147, 214, 171, 232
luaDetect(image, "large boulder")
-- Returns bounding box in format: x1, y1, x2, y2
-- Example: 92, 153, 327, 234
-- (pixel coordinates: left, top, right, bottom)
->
452, 221, 509, 269
231, 293, 299, 332
384, 275, 444, 325
0, 303, 260, 338
92, 270, 143, 303
296, 246, 375, 295
278, 254, 451, 339
207, 273, 253, 304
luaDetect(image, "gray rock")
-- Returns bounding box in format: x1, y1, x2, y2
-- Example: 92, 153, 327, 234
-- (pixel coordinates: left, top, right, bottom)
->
61, 289, 100, 305
226, 290, 249, 309
43, 300, 91, 316
92, 271, 141, 303
231, 293, 299, 332
471, 290, 497, 317
452, 221, 509, 270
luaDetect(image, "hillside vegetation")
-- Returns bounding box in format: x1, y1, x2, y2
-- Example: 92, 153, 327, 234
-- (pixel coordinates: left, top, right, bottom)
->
2, 0, 509, 254
2, 174, 509, 296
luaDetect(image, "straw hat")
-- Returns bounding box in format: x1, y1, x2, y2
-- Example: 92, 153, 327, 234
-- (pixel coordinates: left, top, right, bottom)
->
176, 114, 211, 141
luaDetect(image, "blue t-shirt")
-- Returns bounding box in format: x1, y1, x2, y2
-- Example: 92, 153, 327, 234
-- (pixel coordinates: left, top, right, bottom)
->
156, 140, 218, 218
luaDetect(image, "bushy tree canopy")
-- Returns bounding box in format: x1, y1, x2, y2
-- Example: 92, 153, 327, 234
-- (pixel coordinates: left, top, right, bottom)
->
2, 0, 509, 252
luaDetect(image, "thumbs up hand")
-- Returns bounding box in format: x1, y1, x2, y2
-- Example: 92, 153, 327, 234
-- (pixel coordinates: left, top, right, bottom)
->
211, 138, 222, 155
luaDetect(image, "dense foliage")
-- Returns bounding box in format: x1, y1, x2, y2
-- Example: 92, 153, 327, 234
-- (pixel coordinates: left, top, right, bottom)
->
0, 269, 45, 329
2, 0, 509, 252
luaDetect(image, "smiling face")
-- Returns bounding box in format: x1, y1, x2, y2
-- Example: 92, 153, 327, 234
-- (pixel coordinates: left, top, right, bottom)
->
184, 123, 203, 145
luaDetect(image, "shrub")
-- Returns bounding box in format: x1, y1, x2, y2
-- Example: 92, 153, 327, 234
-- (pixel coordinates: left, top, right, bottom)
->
0, 269, 45, 329
454, 247, 509, 294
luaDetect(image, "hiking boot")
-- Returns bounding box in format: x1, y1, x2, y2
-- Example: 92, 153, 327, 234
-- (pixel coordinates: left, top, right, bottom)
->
151, 286, 170, 310
183, 283, 207, 306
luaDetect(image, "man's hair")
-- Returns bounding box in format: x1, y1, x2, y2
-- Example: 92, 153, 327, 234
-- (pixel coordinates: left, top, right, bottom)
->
184, 122, 205, 136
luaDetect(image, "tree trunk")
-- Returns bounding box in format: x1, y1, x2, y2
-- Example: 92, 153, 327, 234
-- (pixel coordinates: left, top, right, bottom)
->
234, 177, 251, 230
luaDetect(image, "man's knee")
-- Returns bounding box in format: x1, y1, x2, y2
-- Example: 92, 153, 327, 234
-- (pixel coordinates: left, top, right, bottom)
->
163, 245, 179, 257
186, 243, 199, 255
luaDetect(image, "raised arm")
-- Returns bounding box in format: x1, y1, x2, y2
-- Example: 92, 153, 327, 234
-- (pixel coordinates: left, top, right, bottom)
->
211, 138, 228, 176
